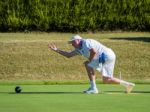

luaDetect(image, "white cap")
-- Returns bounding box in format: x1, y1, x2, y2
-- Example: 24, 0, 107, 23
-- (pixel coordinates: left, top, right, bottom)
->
68, 35, 82, 43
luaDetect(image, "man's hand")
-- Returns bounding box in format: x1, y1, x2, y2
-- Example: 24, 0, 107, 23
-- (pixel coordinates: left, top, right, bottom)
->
48, 43, 58, 51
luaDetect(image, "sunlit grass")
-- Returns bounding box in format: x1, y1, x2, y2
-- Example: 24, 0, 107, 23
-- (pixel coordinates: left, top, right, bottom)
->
0, 85, 150, 112
0, 32, 150, 82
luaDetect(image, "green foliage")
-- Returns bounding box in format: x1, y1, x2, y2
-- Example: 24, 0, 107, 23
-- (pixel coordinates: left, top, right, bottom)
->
0, 0, 149, 32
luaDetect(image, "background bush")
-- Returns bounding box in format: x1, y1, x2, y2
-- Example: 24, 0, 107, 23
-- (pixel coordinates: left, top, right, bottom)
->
0, 0, 149, 32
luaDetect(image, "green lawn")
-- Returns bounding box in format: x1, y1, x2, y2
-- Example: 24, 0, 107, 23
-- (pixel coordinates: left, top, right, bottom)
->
0, 32, 150, 112
0, 84, 150, 112
0, 32, 150, 81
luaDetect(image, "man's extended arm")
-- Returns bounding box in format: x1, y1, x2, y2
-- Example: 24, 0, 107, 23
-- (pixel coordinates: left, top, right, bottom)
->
48, 43, 77, 58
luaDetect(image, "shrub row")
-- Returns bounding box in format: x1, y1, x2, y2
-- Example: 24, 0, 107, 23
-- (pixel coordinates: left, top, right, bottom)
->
0, 0, 149, 32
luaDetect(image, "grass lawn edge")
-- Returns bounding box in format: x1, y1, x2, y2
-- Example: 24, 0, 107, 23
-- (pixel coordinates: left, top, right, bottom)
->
0, 80, 150, 85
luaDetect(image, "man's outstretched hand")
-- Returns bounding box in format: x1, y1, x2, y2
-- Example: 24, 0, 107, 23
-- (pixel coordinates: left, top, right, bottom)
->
48, 43, 58, 51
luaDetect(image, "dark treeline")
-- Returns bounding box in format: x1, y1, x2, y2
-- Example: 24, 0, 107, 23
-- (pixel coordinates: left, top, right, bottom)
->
0, 0, 149, 32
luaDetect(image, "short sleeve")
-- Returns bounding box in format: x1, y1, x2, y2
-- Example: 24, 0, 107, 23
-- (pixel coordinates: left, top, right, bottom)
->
85, 40, 95, 50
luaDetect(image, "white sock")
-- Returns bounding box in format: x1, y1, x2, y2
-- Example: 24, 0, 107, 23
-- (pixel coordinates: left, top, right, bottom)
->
120, 80, 130, 87
90, 80, 97, 89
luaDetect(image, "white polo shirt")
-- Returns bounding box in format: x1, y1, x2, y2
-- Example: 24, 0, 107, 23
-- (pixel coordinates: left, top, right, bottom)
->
75, 39, 116, 77
75, 39, 108, 59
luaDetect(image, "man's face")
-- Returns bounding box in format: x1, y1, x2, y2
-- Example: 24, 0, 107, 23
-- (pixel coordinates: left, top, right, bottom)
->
71, 39, 80, 48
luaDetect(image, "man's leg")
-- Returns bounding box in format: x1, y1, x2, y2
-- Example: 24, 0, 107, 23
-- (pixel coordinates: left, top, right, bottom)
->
84, 61, 98, 94
102, 76, 135, 93
101, 55, 135, 93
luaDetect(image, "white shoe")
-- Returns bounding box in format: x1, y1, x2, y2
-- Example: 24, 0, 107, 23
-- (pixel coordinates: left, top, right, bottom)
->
83, 87, 99, 94
126, 83, 135, 93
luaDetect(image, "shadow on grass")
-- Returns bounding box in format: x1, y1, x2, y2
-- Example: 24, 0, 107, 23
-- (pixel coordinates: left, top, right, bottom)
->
104, 90, 150, 94
1, 91, 150, 94
8, 91, 83, 94
110, 37, 150, 43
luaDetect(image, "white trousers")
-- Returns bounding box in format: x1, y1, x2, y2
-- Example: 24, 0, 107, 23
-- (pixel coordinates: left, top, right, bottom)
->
88, 48, 116, 78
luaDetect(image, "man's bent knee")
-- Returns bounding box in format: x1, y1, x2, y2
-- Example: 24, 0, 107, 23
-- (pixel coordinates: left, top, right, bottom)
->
84, 61, 89, 66
84, 61, 92, 69
102, 77, 112, 84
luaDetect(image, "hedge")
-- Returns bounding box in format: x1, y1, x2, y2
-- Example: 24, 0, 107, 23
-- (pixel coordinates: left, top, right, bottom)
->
0, 0, 149, 32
